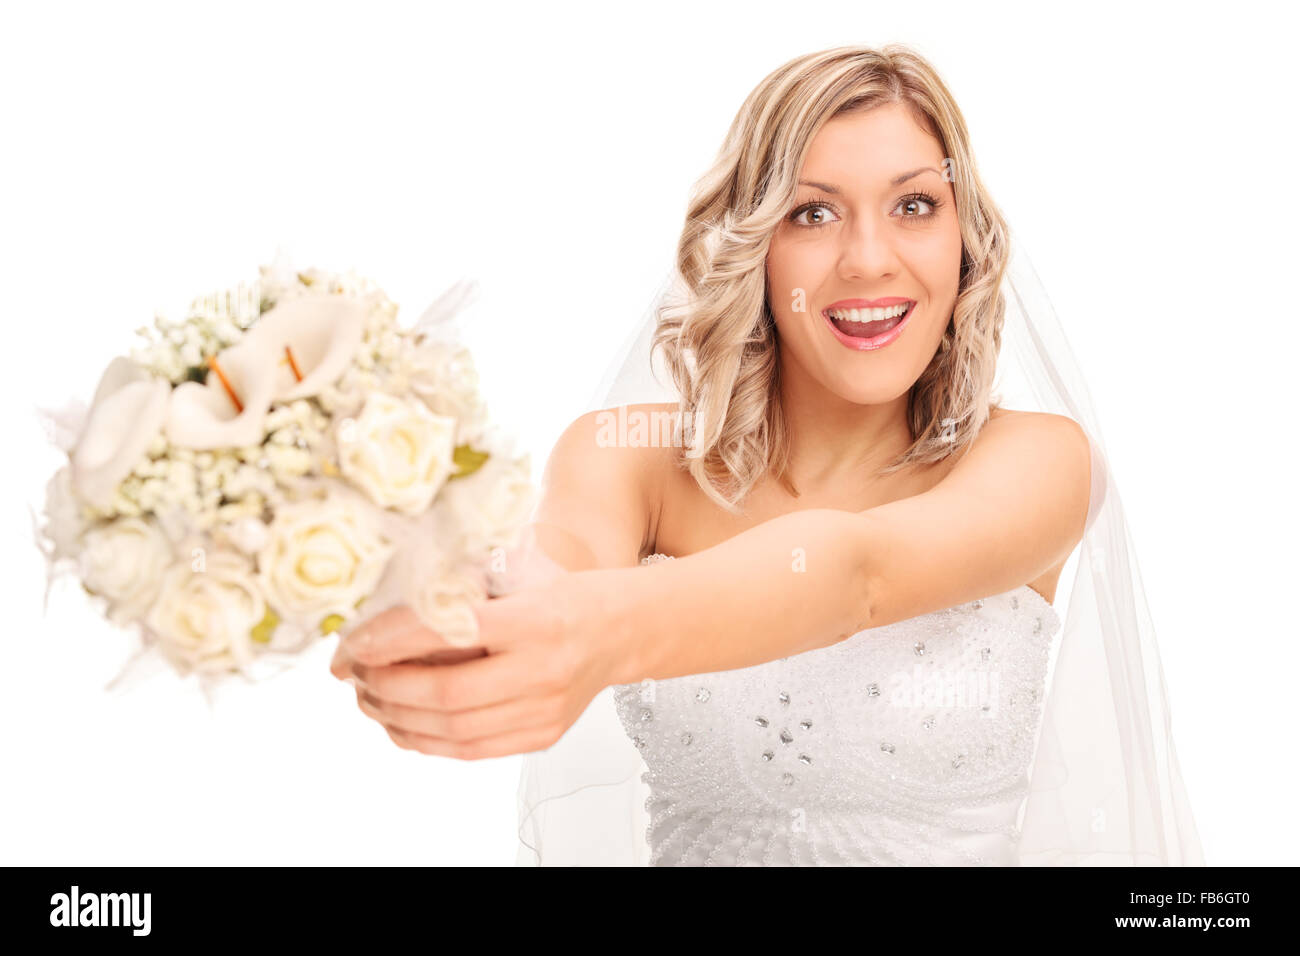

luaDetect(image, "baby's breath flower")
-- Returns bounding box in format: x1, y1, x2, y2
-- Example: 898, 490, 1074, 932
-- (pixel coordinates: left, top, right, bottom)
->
265, 445, 313, 479
263, 405, 297, 433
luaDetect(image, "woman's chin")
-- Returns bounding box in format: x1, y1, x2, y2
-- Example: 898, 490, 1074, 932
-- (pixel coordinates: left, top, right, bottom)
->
779, 342, 920, 407
816, 373, 912, 408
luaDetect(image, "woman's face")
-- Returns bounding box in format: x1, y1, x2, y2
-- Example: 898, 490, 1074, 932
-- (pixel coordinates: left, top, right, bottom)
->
765, 102, 963, 406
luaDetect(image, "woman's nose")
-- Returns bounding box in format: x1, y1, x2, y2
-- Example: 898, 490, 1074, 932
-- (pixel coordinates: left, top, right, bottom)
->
836, 216, 900, 281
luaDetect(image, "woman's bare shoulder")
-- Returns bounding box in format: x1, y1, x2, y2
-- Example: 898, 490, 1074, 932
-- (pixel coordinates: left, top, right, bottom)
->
986, 405, 1087, 438
978, 407, 1091, 477
533, 404, 683, 567
547, 402, 682, 491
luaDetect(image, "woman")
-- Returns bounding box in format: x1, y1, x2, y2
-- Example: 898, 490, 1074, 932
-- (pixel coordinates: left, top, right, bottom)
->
332, 44, 1202, 866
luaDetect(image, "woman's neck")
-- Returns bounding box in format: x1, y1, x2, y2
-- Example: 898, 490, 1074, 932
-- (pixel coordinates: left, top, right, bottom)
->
776, 368, 914, 492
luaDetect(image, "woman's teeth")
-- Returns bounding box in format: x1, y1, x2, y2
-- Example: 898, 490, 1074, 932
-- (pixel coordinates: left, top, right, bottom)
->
826, 303, 910, 322
825, 302, 912, 340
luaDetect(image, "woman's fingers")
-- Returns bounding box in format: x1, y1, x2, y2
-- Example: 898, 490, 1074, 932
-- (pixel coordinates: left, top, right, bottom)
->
330, 607, 424, 681
408, 647, 489, 666
342, 605, 464, 667
355, 685, 565, 743
330, 624, 487, 683
351, 639, 564, 712
329, 643, 355, 682
359, 685, 568, 760
331, 572, 578, 685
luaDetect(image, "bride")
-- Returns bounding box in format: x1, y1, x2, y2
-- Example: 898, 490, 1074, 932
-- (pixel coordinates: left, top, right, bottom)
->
331, 44, 1203, 866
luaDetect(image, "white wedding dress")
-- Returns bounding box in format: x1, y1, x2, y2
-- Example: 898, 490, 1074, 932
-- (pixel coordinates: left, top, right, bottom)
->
610, 554, 1061, 866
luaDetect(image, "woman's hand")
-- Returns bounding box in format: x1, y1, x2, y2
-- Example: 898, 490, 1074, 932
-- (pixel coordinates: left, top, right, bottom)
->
330, 564, 641, 760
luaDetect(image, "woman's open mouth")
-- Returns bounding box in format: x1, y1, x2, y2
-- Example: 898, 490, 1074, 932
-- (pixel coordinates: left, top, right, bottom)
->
821, 300, 914, 351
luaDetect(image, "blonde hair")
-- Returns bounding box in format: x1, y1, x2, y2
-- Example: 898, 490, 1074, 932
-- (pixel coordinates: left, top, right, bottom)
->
653, 44, 1011, 511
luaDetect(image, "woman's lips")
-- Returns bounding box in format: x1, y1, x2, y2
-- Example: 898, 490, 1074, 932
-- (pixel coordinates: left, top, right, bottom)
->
821, 302, 914, 351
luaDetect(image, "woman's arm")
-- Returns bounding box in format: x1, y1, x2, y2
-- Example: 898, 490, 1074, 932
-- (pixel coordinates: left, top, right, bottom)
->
599, 411, 1091, 684
334, 411, 1090, 760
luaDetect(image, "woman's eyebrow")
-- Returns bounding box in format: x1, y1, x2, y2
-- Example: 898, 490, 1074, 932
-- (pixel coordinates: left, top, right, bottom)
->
797, 167, 942, 194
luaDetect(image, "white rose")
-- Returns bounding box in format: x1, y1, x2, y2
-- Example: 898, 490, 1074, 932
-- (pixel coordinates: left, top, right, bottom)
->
405, 343, 488, 443
146, 549, 265, 673
257, 489, 394, 630
72, 357, 171, 510
79, 517, 172, 624
336, 391, 456, 515
438, 452, 536, 555
408, 562, 487, 647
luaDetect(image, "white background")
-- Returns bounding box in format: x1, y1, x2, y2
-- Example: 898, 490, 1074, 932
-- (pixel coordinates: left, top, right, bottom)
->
1, 0, 1295, 866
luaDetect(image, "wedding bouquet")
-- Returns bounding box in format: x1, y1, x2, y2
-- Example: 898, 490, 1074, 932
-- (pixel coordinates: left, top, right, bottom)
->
36, 256, 534, 685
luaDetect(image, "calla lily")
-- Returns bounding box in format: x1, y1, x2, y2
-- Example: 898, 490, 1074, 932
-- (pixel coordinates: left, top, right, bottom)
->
165, 295, 365, 449
72, 357, 170, 510
165, 338, 277, 449
252, 295, 367, 401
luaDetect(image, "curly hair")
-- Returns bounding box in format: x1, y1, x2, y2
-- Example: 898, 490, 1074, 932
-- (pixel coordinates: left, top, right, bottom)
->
652, 43, 1012, 511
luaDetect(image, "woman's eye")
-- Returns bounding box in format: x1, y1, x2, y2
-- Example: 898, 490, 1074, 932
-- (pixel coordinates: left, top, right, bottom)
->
894, 195, 937, 218
790, 203, 839, 227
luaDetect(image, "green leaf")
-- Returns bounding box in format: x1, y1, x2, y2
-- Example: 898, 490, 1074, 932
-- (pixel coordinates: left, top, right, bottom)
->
250, 607, 280, 644
320, 613, 346, 635
449, 444, 489, 480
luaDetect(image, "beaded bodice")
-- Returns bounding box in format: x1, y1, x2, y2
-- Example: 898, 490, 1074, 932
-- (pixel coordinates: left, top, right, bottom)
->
611, 553, 1061, 866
